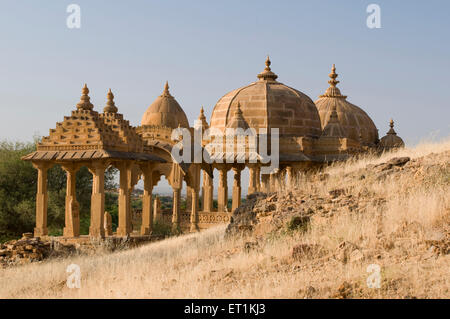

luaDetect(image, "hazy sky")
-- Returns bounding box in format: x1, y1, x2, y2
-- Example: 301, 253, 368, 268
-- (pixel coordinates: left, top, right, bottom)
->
1, 0, 449, 194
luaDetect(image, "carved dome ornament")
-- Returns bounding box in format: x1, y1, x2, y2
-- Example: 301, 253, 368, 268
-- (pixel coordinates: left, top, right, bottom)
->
103, 88, 118, 113
76, 83, 94, 111
315, 65, 379, 145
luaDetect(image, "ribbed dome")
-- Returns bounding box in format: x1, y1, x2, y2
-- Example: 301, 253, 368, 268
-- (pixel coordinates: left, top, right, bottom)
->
315, 65, 379, 145
379, 119, 405, 149
141, 82, 189, 128
210, 57, 322, 137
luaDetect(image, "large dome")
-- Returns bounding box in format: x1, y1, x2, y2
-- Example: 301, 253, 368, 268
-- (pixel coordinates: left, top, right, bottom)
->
210, 57, 322, 137
315, 65, 378, 145
141, 82, 189, 128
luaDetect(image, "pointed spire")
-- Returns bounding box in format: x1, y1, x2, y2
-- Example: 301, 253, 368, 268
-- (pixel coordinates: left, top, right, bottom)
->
320, 64, 347, 98
227, 102, 249, 129
76, 83, 94, 110
328, 64, 339, 87
161, 81, 172, 97
387, 118, 397, 135
195, 106, 209, 130
257, 55, 278, 81
235, 101, 243, 116
198, 106, 206, 121
323, 102, 346, 137
103, 88, 118, 113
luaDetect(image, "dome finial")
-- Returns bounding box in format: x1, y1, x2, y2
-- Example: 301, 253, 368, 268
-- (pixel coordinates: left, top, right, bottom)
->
257, 55, 278, 81
387, 118, 397, 135
162, 81, 172, 97
76, 83, 94, 110
328, 64, 339, 87
196, 106, 209, 130
103, 88, 118, 113
198, 106, 206, 120
265, 55, 271, 69
319, 64, 347, 98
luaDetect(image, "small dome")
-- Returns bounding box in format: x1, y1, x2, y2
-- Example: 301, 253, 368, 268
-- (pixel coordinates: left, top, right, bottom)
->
315, 65, 379, 145
141, 82, 189, 128
210, 57, 322, 137
379, 119, 405, 149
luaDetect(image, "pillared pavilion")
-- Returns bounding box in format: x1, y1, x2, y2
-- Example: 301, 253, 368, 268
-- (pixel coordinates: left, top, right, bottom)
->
22, 58, 404, 239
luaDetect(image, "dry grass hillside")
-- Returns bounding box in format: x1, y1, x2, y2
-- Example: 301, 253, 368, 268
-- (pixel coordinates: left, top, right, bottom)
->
0, 140, 449, 298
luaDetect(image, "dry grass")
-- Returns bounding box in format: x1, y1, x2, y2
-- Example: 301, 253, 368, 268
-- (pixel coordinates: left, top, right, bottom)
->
0, 139, 449, 298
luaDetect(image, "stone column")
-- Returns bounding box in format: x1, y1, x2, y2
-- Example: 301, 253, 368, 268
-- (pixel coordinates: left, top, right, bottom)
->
231, 167, 242, 212
255, 165, 261, 192
185, 186, 192, 212
217, 166, 228, 212
153, 196, 161, 222
201, 170, 213, 212
88, 163, 106, 238
117, 162, 132, 236
190, 188, 199, 232
62, 165, 80, 238
104, 211, 113, 236
141, 165, 153, 235
286, 166, 294, 189
248, 164, 257, 195
172, 187, 181, 231
260, 173, 270, 193
269, 172, 276, 193
33, 163, 49, 237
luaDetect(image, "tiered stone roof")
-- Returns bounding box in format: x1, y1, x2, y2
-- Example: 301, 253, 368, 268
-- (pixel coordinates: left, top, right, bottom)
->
22, 85, 163, 162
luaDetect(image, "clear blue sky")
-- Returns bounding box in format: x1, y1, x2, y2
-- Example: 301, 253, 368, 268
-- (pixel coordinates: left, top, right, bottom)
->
1, 0, 449, 146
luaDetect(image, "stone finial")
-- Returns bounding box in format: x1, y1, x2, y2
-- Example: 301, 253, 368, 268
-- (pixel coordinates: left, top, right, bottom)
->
196, 106, 209, 130
320, 65, 347, 99
226, 102, 249, 129
162, 81, 172, 97
257, 55, 278, 81
76, 84, 94, 110
328, 64, 339, 87
387, 118, 397, 135
103, 88, 118, 113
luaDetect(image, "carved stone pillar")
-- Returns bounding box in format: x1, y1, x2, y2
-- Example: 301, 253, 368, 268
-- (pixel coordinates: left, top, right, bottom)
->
186, 186, 192, 212
255, 165, 261, 192
217, 166, 228, 212
286, 166, 294, 189
248, 164, 257, 195
62, 164, 80, 238
88, 162, 106, 238
190, 188, 199, 232
116, 162, 132, 236
172, 187, 181, 231
260, 173, 270, 193
231, 167, 242, 212
33, 162, 50, 237
201, 170, 213, 212
104, 211, 113, 236
153, 197, 161, 223
269, 172, 276, 193
141, 164, 153, 235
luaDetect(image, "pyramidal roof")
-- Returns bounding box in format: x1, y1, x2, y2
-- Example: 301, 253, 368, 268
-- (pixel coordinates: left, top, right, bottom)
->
23, 85, 163, 162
